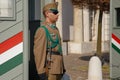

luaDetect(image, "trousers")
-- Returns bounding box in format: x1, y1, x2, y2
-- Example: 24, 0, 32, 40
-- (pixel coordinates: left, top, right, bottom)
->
38, 73, 48, 80
38, 73, 62, 80
48, 74, 63, 80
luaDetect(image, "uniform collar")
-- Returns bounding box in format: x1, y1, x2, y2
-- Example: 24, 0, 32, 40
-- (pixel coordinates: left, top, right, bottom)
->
49, 24, 56, 29
45, 22, 56, 29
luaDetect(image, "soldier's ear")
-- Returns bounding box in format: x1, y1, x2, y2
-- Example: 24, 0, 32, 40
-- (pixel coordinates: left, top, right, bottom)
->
45, 11, 50, 17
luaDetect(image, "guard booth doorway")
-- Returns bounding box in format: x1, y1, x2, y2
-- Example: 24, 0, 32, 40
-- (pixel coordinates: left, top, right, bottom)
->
29, 0, 56, 80
29, 0, 41, 80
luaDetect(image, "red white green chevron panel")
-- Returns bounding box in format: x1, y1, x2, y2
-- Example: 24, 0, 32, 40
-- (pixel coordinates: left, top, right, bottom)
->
112, 33, 120, 54
0, 31, 23, 76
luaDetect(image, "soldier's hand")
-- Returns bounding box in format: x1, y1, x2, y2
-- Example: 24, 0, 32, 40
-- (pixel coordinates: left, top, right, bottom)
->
38, 73, 48, 80
63, 69, 66, 73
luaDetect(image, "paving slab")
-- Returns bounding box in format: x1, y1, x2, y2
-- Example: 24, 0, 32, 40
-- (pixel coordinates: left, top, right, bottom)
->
63, 53, 110, 80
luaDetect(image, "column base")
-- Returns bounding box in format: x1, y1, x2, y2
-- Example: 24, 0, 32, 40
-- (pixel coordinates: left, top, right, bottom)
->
68, 41, 109, 54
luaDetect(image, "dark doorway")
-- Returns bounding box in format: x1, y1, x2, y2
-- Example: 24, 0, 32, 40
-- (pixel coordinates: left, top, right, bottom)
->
29, 21, 40, 80
29, 0, 41, 80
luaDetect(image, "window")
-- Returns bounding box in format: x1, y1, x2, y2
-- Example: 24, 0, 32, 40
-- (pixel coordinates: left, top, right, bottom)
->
115, 8, 120, 27
0, 0, 15, 20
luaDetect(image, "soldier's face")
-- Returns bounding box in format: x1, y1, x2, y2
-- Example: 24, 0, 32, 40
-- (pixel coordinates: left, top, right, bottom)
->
45, 10, 59, 23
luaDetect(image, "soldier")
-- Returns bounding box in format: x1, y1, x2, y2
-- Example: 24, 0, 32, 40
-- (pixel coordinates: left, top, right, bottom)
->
34, 2, 65, 80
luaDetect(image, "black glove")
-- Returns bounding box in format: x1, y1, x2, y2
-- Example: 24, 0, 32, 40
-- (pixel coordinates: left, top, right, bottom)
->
63, 69, 66, 74
38, 73, 48, 80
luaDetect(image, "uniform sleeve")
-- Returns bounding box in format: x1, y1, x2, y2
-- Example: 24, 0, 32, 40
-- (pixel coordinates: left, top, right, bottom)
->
33, 28, 47, 74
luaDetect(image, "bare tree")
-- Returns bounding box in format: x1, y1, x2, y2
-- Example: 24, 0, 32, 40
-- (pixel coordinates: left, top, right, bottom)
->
71, 0, 110, 58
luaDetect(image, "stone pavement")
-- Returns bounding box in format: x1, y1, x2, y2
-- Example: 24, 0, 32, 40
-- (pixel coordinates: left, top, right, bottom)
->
63, 53, 110, 80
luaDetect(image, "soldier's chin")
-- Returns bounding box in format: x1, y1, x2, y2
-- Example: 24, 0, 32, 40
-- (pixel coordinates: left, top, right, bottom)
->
53, 20, 57, 23
55, 18, 58, 21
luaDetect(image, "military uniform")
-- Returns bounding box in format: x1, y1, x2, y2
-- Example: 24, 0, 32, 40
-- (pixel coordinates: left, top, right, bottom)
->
34, 2, 65, 80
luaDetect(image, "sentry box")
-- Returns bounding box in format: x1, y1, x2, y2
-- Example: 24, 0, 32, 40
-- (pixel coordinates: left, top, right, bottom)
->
110, 0, 120, 79
0, 0, 28, 80
0, 0, 53, 80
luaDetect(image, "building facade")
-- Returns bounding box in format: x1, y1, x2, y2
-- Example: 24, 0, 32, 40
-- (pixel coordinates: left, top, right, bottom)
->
54, 0, 110, 54
0, 0, 111, 80
30, 0, 110, 55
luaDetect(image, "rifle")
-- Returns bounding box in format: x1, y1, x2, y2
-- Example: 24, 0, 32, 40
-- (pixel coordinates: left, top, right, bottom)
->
45, 42, 52, 76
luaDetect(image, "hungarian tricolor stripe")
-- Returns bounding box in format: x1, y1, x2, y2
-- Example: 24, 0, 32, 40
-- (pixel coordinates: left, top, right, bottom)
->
0, 31, 23, 76
112, 33, 120, 54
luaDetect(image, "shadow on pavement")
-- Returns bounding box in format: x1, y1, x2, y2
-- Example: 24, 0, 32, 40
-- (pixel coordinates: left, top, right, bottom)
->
79, 55, 93, 61
79, 52, 109, 65
101, 52, 109, 64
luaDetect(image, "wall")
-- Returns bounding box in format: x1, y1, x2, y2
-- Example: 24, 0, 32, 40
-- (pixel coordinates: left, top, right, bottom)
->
62, 0, 73, 41
29, 0, 40, 21
0, 0, 28, 80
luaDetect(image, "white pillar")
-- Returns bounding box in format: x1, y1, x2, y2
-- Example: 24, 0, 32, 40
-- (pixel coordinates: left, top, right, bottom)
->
102, 12, 105, 41
83, 8, 90, 42
105, 13, 110, 41
91, 10, 95, 40
102, 12, 110, 52
74, 7, 83, 42
55, 0, 63, 38
45, 0, 54, 4
40, 0, 45, 20
102, 12, 110, 41
68, 7, 83, 54
92, 10, 100, 41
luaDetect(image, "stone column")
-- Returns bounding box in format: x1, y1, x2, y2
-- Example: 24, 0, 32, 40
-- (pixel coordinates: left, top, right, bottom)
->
102, 12, 110, 52
102, 12, 105, 41
40, 0, 45, 20
83, 8, 90, 42
102, 12, 109, 41
92, 10, 100, 41
105, 13, 110, 41
67, 7, 83, 54
74, 7, 83, 42
45, 0, 54, 4
55, 0, 63, 38
91, 10, 95, 40
55, 0, 69, 55
102, 12, 110, 41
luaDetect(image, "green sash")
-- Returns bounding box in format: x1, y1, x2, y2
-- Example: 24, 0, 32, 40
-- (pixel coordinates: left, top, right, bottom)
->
41, 26, 62, 54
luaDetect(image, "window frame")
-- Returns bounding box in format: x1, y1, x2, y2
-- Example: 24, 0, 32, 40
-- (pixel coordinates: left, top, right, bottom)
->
0, 0, 16, 21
